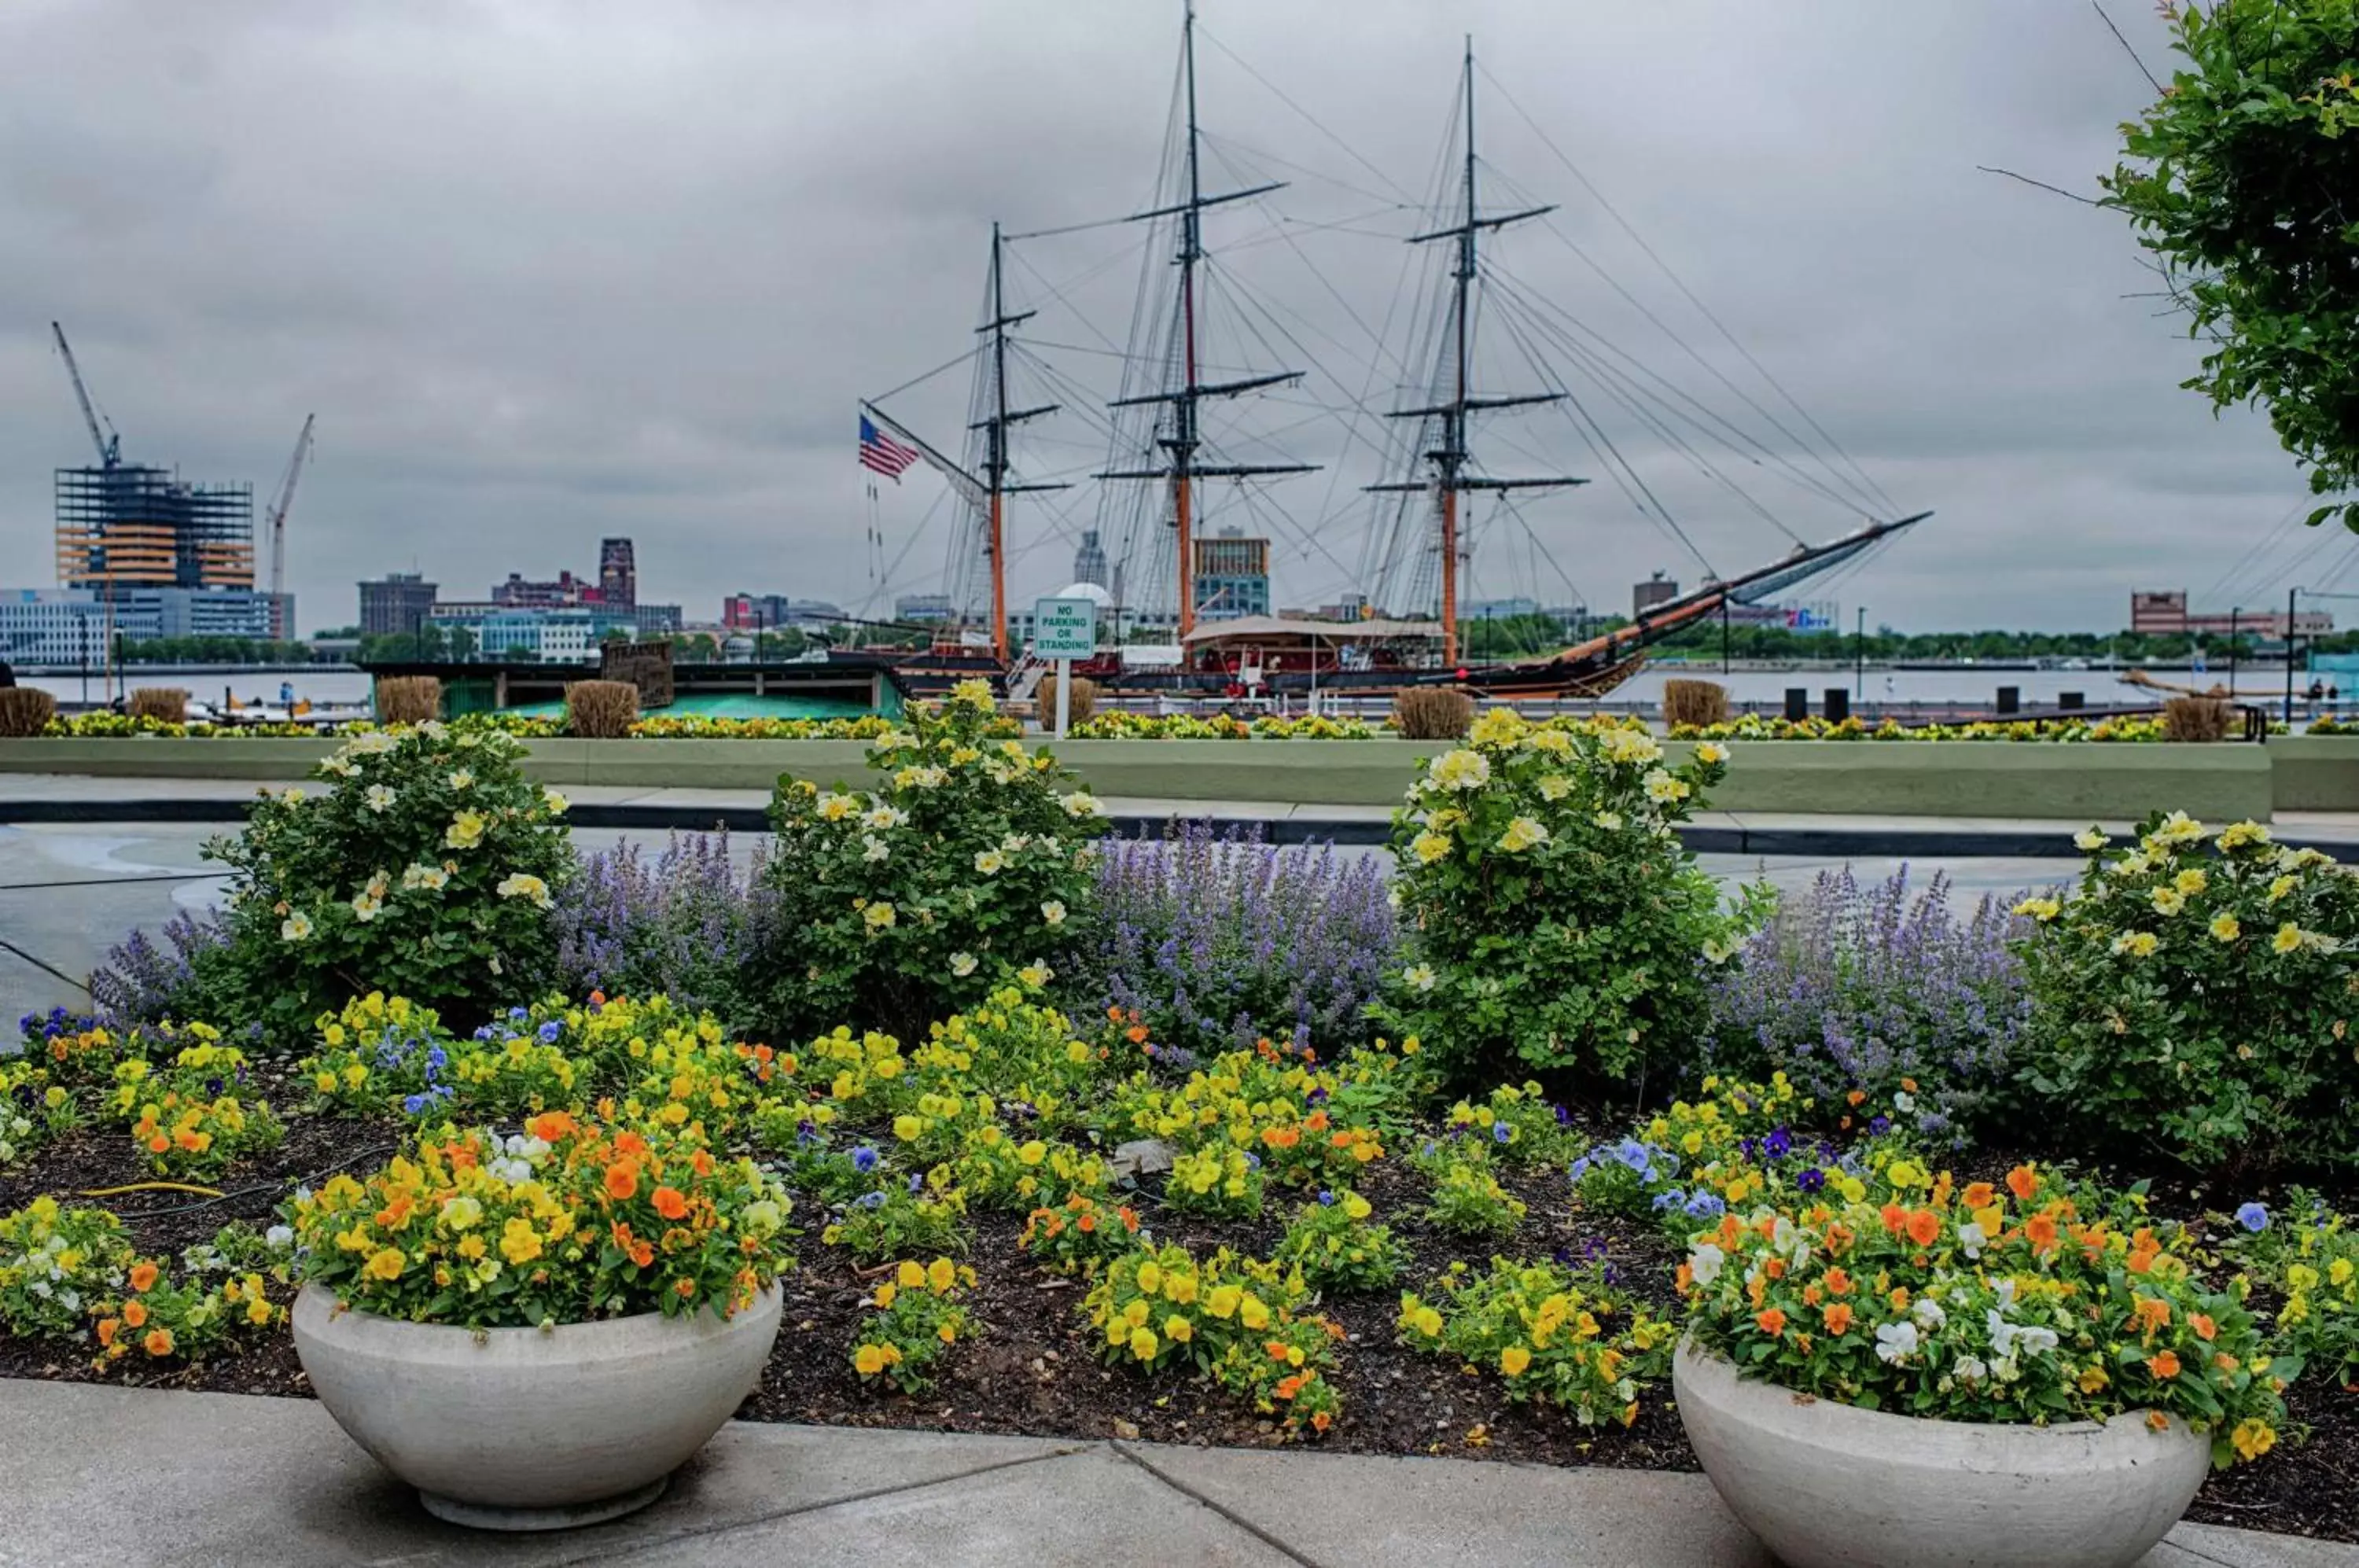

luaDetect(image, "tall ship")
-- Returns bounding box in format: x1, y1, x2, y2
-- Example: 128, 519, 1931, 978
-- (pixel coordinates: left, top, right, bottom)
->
858, 6, 1927, 700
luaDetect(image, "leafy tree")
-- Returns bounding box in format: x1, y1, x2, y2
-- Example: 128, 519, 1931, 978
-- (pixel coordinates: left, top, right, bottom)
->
2105, 1, 2359, 530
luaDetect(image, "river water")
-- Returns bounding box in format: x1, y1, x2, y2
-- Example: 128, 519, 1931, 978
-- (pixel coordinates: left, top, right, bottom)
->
15, 661, 2324, 715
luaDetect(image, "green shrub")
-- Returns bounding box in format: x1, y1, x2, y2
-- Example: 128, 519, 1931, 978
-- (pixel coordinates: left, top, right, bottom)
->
199, 721, 576, 1040
756, 680, 1105, 1040
1380, 706, 1757, 1088
2012, 814, 2359, 1172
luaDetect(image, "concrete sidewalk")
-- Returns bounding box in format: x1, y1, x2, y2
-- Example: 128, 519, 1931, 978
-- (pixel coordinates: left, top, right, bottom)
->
0, 1380, 2351, 1568
5, 771, 2358, 856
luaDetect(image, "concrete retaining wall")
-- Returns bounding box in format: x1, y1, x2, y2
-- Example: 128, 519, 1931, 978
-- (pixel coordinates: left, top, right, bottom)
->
0, 734, 2296, 820
2265, 736, 2359, 813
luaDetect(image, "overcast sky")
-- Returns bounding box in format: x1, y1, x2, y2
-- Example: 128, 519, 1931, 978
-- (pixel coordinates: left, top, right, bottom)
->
2, 0, 2349, 635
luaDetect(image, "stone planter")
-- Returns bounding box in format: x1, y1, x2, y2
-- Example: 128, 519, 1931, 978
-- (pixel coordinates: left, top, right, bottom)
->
1673, 1338, 2210, 1568
293, 1283, 782, 1530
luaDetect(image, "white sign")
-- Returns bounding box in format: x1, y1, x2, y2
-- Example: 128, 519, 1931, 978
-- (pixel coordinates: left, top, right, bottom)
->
1032, 597, 1098, 660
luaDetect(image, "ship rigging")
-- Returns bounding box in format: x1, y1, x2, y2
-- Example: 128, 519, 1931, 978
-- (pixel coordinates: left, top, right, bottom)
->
855, 5, 1929, 699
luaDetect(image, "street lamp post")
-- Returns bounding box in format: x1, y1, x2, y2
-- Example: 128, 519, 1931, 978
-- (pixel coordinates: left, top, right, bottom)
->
2228, 607, 2239, 695
2285, 587, 2298, 727
1854, 606, 1866, 701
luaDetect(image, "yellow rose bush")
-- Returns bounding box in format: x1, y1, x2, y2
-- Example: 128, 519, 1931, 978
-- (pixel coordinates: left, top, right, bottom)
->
756, 681, 1105, 1040
197, 720, 576, 1040
1381, 705, 1757, 1087
1678, 1161, 2291, 1467
288, 1110, 793, 1329
2013, 813, 2359, 1171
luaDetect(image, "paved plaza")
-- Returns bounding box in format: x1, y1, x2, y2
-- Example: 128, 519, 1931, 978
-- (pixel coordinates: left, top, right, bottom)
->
2, 1378, 2354, 1567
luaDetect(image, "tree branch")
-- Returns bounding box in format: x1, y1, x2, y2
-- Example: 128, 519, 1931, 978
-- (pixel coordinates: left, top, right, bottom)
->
1976, 166, 2106, 206
2093, 1, 2166, 94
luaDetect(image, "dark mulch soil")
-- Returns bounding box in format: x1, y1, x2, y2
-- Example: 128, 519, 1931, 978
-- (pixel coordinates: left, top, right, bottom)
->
3, 1089, 2356, 1545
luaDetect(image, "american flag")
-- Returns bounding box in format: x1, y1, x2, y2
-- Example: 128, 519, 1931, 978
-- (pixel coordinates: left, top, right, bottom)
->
859, 414, 920, 482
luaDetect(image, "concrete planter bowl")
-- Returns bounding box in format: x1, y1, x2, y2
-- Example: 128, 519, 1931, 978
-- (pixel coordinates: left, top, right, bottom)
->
1673, 1338, 2210, 1568
293, 1283, 782, 1531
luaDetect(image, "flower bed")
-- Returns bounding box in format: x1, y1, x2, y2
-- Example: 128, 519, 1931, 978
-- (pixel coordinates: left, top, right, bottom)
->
8, 690, 2359, 1547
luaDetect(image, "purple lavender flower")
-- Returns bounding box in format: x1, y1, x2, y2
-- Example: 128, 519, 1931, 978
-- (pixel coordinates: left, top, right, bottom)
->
1068, 823, 1397, 1056
89, 909, 229, 1026
551, 830, 782, 1028
1702, 867, 2033, 1146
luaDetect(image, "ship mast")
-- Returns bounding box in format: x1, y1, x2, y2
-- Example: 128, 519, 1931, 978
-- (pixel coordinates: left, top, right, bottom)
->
975, 221, 1063, 661
1098, 2, 1315, 641
1368, 39, 1585, 667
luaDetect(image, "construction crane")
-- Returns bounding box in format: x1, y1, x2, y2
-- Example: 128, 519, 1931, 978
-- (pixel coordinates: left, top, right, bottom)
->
266, 414, 316, 613
51, 321, 121, 469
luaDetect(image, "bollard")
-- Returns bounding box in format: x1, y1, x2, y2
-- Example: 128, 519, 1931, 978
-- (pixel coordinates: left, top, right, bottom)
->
1783, 687, 1808, 722
1996, 686, 2019, 716
1823, 688, 1849, 723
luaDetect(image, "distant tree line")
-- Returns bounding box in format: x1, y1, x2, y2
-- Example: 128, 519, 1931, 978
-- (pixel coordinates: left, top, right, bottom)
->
111, 636, 331, 666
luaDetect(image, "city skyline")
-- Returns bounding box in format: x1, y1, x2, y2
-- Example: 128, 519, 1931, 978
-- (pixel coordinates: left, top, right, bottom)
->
1, 2, 2350, 636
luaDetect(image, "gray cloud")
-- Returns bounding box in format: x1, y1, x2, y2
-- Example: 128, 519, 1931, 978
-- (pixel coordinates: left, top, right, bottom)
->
0, 0, 2341, 635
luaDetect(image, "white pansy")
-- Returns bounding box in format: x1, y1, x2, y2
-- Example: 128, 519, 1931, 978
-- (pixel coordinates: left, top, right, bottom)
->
363, 784, 396, 813
1040, 900, 1067, 926
1874, 1320, 1919, 1363
1686, 1242, 1724, 1287
949, 951, 978, 977
862, 834, 891, 863
1404, 963, 1437, 993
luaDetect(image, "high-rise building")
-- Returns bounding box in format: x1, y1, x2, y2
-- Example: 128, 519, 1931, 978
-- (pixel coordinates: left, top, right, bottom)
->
1073, 529, 1109, 590
896, 593, 955, 623
1634, 572, 1680, 618
1191, 526, 1270, 621
359, 572, 439, 638
598, 538, 637, 609
56, 466, 255, 593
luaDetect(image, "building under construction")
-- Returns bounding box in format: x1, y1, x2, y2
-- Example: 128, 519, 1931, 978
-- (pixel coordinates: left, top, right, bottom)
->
54, 465, 256, 593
